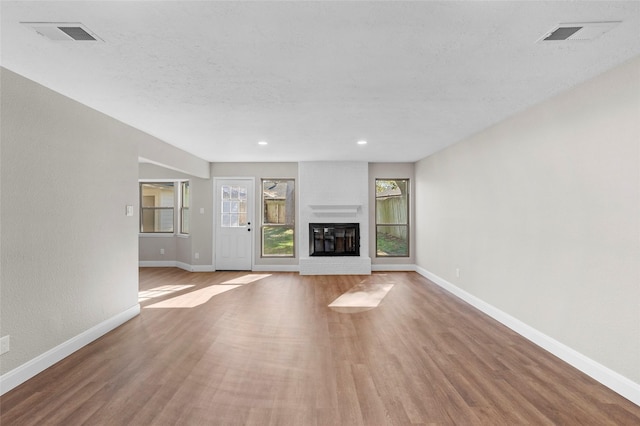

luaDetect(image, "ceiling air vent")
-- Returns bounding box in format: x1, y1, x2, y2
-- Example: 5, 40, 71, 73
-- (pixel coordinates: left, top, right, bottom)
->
21, 22, 103, 41
539, 21, 621, 42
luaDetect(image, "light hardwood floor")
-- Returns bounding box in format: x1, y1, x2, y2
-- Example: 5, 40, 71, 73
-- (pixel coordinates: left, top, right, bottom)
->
2, 268, 639, 425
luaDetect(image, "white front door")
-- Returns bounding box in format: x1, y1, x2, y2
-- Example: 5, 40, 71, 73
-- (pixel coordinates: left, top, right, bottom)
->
215, 178, 254, 270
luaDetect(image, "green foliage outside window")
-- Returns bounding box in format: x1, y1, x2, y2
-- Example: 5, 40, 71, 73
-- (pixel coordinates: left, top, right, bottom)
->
262, 179, 295, 257
376, 179, 409, 257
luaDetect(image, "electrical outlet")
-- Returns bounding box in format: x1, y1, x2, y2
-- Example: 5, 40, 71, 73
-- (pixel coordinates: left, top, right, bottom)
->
456, 268, 460, 278
0, 335, 10, 355
194, 252, 200, 260
160, 248, 165, 255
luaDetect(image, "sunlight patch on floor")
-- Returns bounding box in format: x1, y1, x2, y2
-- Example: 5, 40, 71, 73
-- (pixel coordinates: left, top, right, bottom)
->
221, 274, 272, 285
138, 285, 195, 303
328, 283, 394, 313
144, 284, 241, 309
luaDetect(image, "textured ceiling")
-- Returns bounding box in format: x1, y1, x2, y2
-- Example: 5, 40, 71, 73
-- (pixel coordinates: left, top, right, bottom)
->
1, 1, 639, 163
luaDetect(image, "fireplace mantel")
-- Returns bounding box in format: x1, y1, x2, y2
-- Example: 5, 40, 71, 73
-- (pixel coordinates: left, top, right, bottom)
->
308, 204, 361, 216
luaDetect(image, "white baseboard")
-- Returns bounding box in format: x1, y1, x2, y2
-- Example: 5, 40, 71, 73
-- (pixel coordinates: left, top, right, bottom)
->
191, 265, 215, 272
139, 261, 214, 272
142, 262, 415, 273
252, 264, 300, 272
175, 261, 192, 271
415, 266, 640, 406
139, 260, 176, 268
0, 304, 140, 396
371, 263, 416, 272
141, 261, 298, 273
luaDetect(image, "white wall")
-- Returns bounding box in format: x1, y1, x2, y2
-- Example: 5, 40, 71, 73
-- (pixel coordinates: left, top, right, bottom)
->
298, 161, 371, 275
0, 69, 139, 381
415, 57, 640, 390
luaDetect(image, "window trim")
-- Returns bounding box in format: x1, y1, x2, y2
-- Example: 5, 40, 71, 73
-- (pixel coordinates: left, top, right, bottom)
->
139, 180, 190, 236
139, 182, 175, 234
180, 181, 190, 235
375, 178, 410, 258
261, 178, 296, 258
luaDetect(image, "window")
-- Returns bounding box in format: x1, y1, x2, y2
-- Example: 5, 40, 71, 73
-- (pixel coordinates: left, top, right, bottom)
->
375, 179, 409, 257
180, 181, 190, 234
140, 182, 175, 233
261, 179, 295, 257
221, 184, 248, 227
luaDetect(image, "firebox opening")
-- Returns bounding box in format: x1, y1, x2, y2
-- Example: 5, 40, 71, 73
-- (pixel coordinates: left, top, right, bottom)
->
309, 223, 360, 256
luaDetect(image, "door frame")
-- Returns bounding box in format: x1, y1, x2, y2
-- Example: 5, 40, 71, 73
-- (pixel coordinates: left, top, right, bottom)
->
213, 177, 255, 271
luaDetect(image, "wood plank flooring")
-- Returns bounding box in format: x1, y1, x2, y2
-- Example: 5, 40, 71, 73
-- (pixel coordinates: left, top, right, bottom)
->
1, 268, 639, 425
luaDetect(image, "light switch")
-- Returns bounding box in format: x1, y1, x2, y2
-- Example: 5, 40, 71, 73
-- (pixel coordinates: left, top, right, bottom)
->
126, 205, 134, 216
200, 207, 205, 214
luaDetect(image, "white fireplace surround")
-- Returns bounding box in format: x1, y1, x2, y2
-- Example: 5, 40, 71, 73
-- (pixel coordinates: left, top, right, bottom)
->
298, 161, 372, 275
308, 204, 361, 215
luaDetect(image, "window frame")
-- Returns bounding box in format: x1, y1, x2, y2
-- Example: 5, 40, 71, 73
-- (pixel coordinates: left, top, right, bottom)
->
139, 182, 175, 234
180, 181, 190, 235
375, 178, 410, 257
261, 178, 295, 258
139, 180, 190, 236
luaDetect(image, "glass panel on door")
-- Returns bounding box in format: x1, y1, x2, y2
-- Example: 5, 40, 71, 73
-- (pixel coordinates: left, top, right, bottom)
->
221, 185, 249, 228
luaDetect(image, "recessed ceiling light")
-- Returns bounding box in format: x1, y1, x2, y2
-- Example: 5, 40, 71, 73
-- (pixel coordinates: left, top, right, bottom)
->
357, 140, 367, 145
258, 141, 268, 145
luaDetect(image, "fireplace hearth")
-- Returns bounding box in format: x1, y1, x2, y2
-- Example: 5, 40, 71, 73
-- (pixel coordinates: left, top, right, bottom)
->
309, 223, 360, 256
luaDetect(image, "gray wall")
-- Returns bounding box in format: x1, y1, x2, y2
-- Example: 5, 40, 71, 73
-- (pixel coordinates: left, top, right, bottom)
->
140, 162, 301, 269
414, 57, 640, 383
139, 141, 210, 179
369, 163, 415, 266
141, 162, 417, 270
211, 162, 298, 268
139, 163, 213, 268
0, 68, 139, 374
